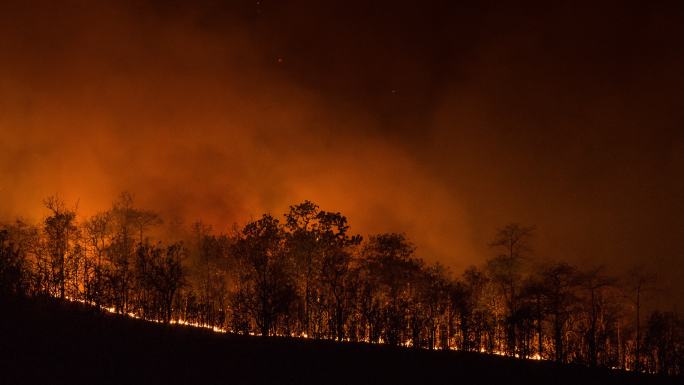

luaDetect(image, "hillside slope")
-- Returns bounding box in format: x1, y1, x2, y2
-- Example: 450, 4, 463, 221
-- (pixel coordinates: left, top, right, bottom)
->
0, 297, 679, 385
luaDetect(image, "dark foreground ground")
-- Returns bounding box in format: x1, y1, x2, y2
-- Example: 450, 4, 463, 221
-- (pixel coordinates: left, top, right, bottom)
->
0, 297, 680, 385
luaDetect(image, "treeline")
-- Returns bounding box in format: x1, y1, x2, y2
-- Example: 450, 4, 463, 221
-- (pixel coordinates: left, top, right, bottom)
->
0, 194, 681, 376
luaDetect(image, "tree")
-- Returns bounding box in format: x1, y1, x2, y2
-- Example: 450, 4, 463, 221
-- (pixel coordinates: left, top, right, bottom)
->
82, 211, 113, 306
487, 223, 534, 355
231, 214, 295, 336
284, 200, 323, 337
579, 266, 616, 367
1, 220, 40, 296
283, 201, 362, 339
42, 196, 79, 299
625, 266, 657, 372
2, 196, 684, 375
538, 262, 581, 363
135, 242, 186, 323
132, 209, 162, 244
644, 311, 682, 375
453, 267, 490, 352
105, 192, 162, 314
315, 210, 361, 341
520, 273, 547, 359
361, 233, 418, 346
190, 222, 230, 327
411, 263, 450, 349
107, 193, 137, 312
0, 229, 28, 297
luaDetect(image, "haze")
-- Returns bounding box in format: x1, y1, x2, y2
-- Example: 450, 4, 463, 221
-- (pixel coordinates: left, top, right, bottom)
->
1, 1, 682, 303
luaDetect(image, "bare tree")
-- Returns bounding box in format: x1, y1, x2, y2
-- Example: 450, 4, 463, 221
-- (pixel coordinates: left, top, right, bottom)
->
82, 211, 113, 305
579, 266, 616, 367
625, 265, 657, 372
487, 223, 534, 356
132, 210, 162, 245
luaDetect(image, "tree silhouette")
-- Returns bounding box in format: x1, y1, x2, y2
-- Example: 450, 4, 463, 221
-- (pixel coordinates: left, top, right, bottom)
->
579, 266, 617, 367
0, 197, 682, 376
231, 214, 295, 336
42, 196, 79, 299
625, 266, 657, 372
0, 229, 27, 297
539, 262, 581, 363
644, 311, 682, 375
487, 223, 534, 356
135, 242, 186, 323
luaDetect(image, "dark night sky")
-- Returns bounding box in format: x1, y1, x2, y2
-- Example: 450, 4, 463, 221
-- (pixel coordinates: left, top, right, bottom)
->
1, 1, 683, 305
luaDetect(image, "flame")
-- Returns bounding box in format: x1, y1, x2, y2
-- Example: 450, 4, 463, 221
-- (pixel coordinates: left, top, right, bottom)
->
59, 297, 621, 368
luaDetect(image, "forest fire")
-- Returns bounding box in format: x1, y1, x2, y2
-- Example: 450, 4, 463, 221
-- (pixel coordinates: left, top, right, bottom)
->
1, 1, 683, 384
0, 196, 680, 376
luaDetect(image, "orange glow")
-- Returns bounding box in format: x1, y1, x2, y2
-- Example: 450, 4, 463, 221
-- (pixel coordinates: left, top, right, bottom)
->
0, 2, 682, 300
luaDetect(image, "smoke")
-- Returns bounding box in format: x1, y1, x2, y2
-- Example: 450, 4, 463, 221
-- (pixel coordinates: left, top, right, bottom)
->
0, 0, 477, 268
0, 1, 682, 302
